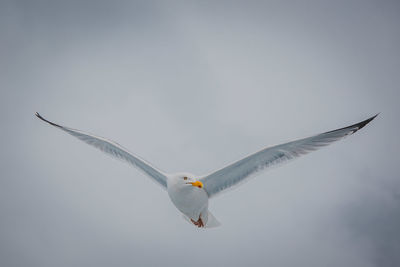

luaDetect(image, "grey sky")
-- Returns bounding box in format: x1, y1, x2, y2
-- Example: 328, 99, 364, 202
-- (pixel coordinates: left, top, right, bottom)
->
1, 0, 399, 266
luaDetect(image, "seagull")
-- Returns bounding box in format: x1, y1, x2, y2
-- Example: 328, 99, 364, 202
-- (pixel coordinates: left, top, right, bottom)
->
36, 112, 377, 228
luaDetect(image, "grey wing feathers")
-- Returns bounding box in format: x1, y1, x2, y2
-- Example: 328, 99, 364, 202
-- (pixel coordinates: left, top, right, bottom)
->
35, 112, 168, 188
200, 114, 378, 198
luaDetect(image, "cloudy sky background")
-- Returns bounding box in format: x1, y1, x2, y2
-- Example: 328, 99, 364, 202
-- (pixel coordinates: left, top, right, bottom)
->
1, 0, 399, 266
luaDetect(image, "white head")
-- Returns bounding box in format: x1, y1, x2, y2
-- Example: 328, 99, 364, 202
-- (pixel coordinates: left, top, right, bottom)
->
167, 172, 203, 189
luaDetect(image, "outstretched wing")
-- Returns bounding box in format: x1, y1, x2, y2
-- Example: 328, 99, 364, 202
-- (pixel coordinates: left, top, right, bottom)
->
200, 114, 378, 198
36, 112, 168, 188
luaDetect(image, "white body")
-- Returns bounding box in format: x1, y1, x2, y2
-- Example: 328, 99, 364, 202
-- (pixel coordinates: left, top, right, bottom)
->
167, 173, 210, 226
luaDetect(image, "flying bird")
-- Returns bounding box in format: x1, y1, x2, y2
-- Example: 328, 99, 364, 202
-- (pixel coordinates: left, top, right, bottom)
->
36, 112, 377, 228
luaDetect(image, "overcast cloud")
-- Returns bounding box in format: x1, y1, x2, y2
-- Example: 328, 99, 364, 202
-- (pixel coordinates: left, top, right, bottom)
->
1, 1, 399, 266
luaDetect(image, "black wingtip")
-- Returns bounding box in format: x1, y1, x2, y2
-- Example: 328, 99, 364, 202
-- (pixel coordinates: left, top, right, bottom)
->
35, 112, 62, 128
324, 113, 379, 135
356, 113, 379, 131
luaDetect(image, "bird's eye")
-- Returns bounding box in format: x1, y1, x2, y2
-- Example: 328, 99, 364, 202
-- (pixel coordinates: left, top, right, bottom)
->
183, 177, 188, 180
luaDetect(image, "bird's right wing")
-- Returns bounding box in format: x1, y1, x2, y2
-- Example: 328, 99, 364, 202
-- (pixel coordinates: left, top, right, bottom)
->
36, 112, 168, 188
200, 115, 378, 198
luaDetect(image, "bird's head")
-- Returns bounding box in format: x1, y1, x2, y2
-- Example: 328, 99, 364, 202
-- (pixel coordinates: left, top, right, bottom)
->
169, 173, 203, 189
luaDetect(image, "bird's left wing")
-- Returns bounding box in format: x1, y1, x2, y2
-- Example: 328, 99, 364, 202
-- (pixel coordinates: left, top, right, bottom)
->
200, 115, 378, 198
36, 112, 168, 188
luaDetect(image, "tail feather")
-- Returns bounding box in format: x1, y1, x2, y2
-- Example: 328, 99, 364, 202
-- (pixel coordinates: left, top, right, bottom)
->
181, 211, 221, 228
205, 211, 221, 228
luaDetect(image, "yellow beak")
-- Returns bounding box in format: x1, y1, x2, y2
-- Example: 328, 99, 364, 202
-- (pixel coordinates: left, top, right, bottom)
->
190, 181, 203, 188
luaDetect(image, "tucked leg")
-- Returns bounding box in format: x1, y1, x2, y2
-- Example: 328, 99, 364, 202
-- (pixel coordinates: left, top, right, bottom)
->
190, 216, 204, 228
